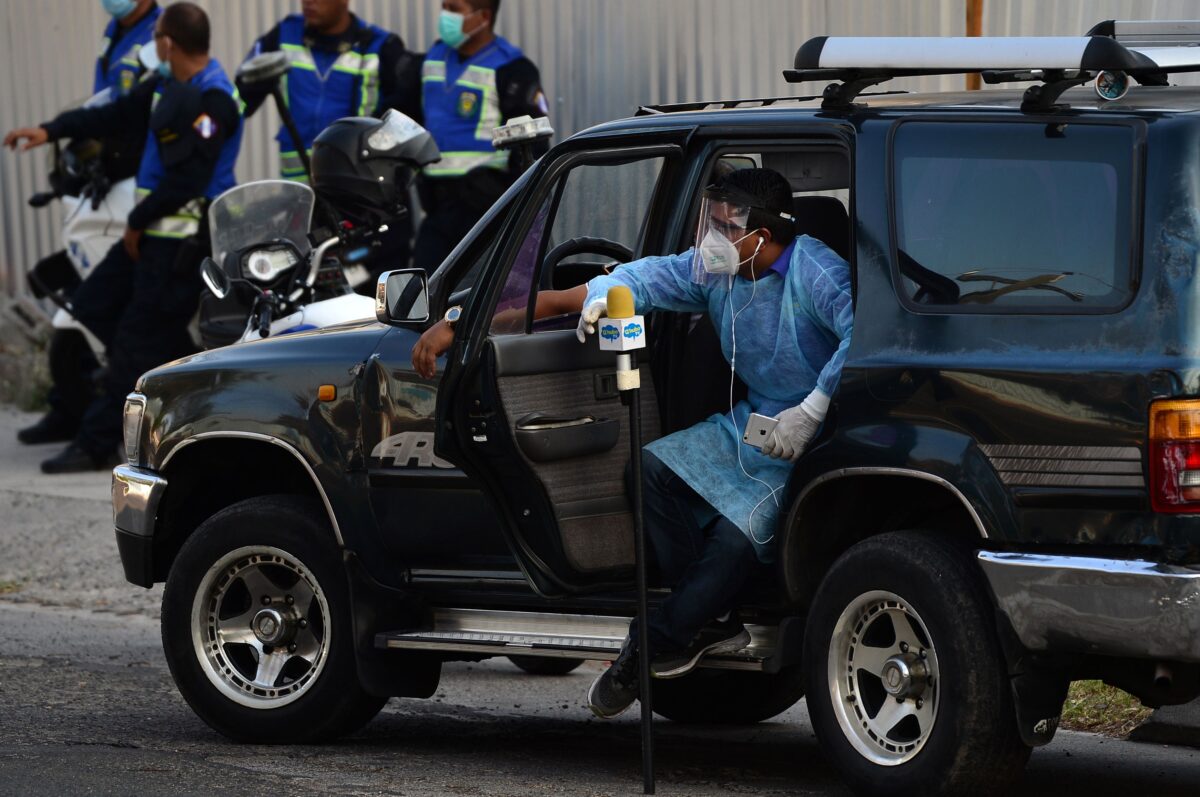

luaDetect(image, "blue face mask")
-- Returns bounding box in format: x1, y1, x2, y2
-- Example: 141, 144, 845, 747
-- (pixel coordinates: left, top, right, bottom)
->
101, 0, 138, 19
155, 59, 172, 80
438, 9, 480, 50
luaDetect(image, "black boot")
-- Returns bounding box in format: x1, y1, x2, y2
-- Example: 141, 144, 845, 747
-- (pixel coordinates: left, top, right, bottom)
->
40, 442, 118, 474
17, 411, 78, 445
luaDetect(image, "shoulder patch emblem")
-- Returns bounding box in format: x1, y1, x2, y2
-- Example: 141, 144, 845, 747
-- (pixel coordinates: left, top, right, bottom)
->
457, 90, 478, 118
193, 113, 217, 139
534, 90, 549, 115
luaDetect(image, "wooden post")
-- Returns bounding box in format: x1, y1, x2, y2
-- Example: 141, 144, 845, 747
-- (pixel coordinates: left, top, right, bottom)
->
966, 0, 983, 90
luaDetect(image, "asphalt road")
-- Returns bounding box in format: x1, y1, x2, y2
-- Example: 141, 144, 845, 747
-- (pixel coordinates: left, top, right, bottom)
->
0, 408, 1197, 796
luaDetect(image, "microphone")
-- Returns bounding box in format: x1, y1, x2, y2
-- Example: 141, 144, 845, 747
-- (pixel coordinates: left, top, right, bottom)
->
598, 286, 645, 392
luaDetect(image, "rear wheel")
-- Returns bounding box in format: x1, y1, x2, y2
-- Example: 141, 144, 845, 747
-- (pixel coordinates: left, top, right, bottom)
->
652, 666, 805, 724
161, 495, 386, 743
803, 531, 1030, 796
507, 656, 585, 675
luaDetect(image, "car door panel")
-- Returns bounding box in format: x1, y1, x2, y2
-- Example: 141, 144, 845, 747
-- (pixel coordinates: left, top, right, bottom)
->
494, 331, 661, 573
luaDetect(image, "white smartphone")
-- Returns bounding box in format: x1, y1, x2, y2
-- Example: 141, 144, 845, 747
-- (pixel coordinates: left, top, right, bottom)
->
742, 413, 779, 449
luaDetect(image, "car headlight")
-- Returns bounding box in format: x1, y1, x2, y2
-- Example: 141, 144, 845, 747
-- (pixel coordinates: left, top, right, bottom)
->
123, 393, 146, 465
242, 247, 299, 283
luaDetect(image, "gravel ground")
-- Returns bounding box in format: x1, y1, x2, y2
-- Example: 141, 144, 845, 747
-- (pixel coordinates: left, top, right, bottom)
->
0, 406, 163, 617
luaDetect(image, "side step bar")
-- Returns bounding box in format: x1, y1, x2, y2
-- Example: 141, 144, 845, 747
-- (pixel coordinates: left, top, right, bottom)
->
377, 608, 778, 672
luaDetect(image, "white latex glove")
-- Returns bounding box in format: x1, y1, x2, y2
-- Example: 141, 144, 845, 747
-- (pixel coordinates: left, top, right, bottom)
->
762, 392, 828, 461
576, 296, 607, 343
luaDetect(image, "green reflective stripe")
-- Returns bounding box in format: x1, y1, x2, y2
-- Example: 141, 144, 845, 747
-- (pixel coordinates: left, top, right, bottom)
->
135, 190, 203, 237
281, 43, 317, 71
118, 44, 143, 68
279, 148, 311, 177
356, 53, 380, 115
231, 86, 246, 114
424, 150, 508, 176
422, 59, 446, 80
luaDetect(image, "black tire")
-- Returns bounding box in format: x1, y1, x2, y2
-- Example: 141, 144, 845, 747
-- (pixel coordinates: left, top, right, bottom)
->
507, 656, 585, 676
652, 665, 805, 725
161, 495, 386, 744
803, 531, 1030, 797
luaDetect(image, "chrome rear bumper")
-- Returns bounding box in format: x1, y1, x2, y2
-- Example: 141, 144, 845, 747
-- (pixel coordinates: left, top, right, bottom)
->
978, 552, 1200, 664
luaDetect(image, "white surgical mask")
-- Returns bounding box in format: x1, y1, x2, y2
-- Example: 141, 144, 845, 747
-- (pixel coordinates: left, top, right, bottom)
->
699, 229, 761, 275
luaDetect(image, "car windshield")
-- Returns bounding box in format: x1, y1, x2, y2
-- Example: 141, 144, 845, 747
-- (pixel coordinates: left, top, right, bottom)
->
208, 180, 315, 270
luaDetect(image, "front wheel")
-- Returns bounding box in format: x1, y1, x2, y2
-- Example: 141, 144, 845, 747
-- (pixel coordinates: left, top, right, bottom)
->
803, 531, 1030, 797
161, 495, 386, 743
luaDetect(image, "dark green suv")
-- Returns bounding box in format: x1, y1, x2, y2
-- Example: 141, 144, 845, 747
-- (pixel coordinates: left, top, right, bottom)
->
113, 23, 1200, 796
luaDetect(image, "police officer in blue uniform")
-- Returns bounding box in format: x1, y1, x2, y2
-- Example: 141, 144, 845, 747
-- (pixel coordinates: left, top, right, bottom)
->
4, 2, 243, 473
414, 0, 549, 273
13, 0, 165, 448
239, 0, 421, 279
96, 0, 162, 97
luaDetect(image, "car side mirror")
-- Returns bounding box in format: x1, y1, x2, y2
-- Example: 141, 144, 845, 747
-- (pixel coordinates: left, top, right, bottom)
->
376, 268, 430, 326
200, 256, 231, 300
237, 51, 290, 86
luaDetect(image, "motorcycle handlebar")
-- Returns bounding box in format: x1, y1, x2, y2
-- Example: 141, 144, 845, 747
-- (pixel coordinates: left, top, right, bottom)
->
28, 191, 57, 209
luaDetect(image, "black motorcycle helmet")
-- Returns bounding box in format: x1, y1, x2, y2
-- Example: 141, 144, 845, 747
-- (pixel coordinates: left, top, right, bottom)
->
311, 110, 441, 228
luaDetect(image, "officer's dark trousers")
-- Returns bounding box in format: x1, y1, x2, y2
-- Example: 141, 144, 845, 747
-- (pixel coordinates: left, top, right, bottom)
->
630, 451, 761, 655
413, 174, 507, 274
70, 236, 200, 457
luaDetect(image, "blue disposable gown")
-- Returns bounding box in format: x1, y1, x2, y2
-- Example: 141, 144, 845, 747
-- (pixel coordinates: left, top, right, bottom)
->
584, 235, 853, 561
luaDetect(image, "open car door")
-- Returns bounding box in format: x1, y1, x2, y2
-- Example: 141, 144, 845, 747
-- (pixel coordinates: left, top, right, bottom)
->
436, 137, 687, 596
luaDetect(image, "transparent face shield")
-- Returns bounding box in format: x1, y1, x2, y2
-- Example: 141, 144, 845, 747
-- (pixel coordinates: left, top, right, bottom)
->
691, 191, 756, 285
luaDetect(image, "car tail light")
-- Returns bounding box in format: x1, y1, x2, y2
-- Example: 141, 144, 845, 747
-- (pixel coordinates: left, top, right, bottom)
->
1149, 400, 1200, 513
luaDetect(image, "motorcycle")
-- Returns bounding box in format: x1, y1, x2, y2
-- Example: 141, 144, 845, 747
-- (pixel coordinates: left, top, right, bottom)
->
197, 178, 374, 345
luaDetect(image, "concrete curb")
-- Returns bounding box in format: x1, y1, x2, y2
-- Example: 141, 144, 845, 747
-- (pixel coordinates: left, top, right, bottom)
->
1129, 700, 1200, 748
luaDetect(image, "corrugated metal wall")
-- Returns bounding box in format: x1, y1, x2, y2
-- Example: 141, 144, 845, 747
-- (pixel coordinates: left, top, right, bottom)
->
2, 0, 1198, 295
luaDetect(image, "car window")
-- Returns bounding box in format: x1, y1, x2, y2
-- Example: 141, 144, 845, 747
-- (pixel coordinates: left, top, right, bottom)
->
892, 121, 1136, 312
490, 153, 667, 334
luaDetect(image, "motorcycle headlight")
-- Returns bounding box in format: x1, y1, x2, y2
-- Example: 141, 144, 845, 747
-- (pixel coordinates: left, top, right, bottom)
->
123, 393, 146, 465
242, 247, 299, 284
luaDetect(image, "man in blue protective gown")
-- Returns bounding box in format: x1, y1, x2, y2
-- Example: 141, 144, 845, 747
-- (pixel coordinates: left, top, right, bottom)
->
406, 167, 852, 718
578, 168, 853, 718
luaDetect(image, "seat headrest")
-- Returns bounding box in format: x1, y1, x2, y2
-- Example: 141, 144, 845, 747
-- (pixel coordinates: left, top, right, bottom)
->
791, 196, 850, 261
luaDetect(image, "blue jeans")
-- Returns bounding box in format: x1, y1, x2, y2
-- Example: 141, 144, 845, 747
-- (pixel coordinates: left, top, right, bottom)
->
633, 451, 760, 654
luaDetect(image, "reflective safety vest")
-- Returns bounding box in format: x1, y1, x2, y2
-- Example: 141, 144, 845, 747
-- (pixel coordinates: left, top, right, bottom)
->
137, 59, 244, 239
94, 6, 161, 97
421, 38, 522, 179
276, 14, 388, 181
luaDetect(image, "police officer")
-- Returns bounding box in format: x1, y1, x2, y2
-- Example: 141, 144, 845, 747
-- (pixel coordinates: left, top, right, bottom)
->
97, 0, 162, 97
414, 0, 549, 273
4, 2, 243, 473
239, 0, 421, 280
15, 0, 165, 448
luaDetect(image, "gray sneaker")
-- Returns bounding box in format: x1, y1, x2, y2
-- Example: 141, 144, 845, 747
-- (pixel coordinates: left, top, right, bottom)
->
651, 618, 751, 679
587, 638, 640, 718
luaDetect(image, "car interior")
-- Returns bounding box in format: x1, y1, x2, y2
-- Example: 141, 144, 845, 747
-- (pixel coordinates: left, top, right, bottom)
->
455, 145, 853, 590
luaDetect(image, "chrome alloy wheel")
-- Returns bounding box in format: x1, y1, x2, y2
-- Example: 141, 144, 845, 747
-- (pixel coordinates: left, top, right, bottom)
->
190, 546, 332, 709
827, 590, 940, 766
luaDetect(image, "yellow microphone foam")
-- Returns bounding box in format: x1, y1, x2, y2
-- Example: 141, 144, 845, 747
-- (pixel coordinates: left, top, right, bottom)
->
606, 285, 635, 319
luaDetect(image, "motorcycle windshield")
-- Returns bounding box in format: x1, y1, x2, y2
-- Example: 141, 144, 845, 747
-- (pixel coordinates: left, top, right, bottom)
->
208, 180, 315, 270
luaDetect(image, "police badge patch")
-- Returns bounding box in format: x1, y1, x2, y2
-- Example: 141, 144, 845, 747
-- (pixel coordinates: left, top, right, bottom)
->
192, 114, 217, 139
457, 90, 478, 117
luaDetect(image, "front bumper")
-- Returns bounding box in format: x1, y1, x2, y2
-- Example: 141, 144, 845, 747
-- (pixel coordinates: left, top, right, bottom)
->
979, 552, 1200, 664
112, 464, 168, 588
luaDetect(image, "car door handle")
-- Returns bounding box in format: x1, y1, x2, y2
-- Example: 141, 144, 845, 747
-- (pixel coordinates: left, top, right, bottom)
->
515, 414, 597, 431
514, 413, 620, 462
